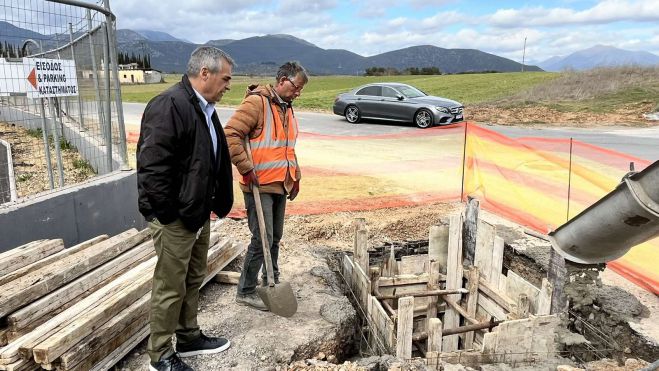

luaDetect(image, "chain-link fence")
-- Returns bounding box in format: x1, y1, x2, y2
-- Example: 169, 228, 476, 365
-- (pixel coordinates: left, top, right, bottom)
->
0, 0, 127, 204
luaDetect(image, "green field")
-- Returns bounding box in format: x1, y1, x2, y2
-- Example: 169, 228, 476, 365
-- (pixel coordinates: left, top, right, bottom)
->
120, 72, 559, 110
120, 68, 658, 115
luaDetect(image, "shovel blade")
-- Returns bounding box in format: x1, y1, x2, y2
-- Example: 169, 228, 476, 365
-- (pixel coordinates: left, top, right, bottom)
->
256, 281, 297, 317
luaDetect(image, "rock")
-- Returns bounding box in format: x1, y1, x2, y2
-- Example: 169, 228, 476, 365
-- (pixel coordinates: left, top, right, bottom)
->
327, 354, 337, 363
624, 347, 632, 354
317, 351, 326, 360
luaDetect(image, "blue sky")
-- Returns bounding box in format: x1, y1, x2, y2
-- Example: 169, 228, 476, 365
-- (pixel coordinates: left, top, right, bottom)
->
110, 0, 659, 63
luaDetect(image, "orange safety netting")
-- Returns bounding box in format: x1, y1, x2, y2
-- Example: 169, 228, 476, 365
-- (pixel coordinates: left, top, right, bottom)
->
223, 121, 657, 293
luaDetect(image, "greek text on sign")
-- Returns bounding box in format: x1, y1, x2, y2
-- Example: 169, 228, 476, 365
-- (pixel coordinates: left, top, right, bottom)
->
26, 58, 79, 98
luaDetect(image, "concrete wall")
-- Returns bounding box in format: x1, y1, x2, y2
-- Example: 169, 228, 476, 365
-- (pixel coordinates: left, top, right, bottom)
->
0, 170, 146, 252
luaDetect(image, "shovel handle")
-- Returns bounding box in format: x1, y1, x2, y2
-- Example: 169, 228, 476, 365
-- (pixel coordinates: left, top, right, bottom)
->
244, 137, 276, 287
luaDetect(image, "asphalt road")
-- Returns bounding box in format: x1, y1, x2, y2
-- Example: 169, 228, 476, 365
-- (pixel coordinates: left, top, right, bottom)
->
123, 103, 659, 161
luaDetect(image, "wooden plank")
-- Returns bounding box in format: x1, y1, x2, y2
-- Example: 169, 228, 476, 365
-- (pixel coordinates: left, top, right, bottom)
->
443, 213, 463, 352
381, 244, 397, 277
477, 295, 508, 321
473, 220, 495, 282
427, 318, 442, 353
8, 240, 153, 333
464, 266, 480, 349
0, 236, 107, 286
58, 294, 150, 369
398, 255, 427, 275
537, 278, 553, 315
85, 325, 149, 371
444, 297, 478, 325
214, 271, 240, 285
482, 332, 497, 353
203, 240, 245, 287
489, 317, 534, 363
396, 296, 414, 359
31, 271, 153, 364
489, 236, 504, 287
342, 254, 353, 283
462, 197, 479, 265
505, 271, 540, 314
0, 240, 64, 277
0, 358, 39, 371
0, 228, 148, 318
464, 271, 517, 314
0, 241, 42, 262
548, 247, 568, 314
426, 262, 440, 327
428, 225, 449, 274
353, 218, 368, 273
370, 296, 395, 352
378, 273, 429, 287
516, 293, 530, 319
9, 258, 155, 361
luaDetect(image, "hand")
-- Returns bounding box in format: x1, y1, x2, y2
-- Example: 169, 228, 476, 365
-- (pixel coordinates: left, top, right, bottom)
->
242, 170, 259, 189
288, 180, 300, 201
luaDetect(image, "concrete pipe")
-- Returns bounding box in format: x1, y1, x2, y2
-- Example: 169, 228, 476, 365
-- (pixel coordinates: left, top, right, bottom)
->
549, 160, 659, 264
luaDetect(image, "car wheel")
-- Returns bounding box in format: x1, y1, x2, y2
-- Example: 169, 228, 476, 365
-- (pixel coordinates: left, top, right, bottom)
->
345, 105, 360, 123
414, 109, 433, 129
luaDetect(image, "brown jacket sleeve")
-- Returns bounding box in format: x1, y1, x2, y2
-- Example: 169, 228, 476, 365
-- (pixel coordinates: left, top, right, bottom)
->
223, 95, 264, 175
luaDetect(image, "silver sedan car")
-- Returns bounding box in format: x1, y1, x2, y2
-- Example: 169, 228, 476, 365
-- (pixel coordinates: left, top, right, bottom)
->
332, 83, 464, 128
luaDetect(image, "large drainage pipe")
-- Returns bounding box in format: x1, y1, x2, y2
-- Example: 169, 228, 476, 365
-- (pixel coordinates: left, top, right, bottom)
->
549, 160, 659, 264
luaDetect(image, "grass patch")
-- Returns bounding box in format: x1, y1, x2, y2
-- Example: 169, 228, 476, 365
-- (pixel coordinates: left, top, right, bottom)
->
17, 173, 33, 182
120, 67, 658, 116
59, 138, 76, 151
73, 158, 95, 173
26, 128, 43, 138
121, 72, 559, 110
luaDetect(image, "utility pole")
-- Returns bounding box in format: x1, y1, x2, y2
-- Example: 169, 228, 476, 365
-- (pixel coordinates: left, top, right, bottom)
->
521, 36, 527, 72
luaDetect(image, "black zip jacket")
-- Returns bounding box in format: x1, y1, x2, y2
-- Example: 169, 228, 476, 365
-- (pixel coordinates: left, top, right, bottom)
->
137, 75, 233, 232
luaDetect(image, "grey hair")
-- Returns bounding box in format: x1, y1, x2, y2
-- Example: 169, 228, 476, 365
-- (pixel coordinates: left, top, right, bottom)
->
276, 61, 309, 83
186, 46, 235, 76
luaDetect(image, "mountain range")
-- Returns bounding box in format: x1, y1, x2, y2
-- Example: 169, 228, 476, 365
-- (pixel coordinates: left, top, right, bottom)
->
115, 30, 542, 75
3, 21, 658, 75
538, 45, 659, 71
1, 21, 539, 75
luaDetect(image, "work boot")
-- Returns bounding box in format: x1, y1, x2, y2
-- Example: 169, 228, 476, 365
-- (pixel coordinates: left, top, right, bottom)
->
149, 353, 193, 371
176, 332, 231, 357
235, 293, 268, 311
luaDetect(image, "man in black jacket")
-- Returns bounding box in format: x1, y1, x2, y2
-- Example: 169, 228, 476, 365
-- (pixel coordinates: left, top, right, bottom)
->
137, 46, 234, 371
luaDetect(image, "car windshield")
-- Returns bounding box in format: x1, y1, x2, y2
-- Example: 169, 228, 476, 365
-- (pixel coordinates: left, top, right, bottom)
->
398, 85, 426, 98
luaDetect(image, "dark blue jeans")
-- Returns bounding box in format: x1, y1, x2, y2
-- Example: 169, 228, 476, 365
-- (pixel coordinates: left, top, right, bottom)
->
237, 192, 286, 295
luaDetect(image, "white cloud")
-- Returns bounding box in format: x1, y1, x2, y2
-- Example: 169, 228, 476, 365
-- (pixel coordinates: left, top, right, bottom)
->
278, 0, 338, 13
487, 0, 659, 28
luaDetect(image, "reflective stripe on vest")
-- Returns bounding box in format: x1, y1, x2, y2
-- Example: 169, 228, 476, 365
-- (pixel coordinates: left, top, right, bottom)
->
245, 96, 298, 185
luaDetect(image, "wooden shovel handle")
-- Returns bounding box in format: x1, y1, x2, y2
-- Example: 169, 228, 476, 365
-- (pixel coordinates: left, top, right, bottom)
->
243, 137, 276, 286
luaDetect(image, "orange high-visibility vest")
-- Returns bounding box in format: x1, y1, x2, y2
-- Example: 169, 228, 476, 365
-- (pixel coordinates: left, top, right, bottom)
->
244, 96, 298, 185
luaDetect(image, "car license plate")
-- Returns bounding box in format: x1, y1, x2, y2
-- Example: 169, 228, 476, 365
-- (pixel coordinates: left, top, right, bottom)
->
455, 114, 463, 120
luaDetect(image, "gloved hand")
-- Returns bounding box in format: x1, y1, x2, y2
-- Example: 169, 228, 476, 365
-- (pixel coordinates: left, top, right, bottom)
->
288, 180, 300, 201
242, 170, 259, 190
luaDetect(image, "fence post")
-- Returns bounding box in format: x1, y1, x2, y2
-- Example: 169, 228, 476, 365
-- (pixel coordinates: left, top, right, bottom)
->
103, 0, 128, 169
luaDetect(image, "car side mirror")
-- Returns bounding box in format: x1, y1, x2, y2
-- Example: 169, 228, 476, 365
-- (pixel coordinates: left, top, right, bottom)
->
396, 95, 404, 100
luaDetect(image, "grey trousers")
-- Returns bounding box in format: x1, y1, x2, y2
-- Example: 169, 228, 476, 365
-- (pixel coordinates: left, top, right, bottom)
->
237, 192, 286, 295
147, 218, 209, 362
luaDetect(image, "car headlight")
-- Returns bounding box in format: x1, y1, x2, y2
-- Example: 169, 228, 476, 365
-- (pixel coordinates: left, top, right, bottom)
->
435, 106, 450, 114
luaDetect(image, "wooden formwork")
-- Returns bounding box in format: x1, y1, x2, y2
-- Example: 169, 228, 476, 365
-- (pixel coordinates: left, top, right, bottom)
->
341, 201, 559, 365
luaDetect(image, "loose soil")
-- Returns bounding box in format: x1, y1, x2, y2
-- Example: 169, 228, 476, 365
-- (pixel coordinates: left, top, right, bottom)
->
116, 203, 658, 369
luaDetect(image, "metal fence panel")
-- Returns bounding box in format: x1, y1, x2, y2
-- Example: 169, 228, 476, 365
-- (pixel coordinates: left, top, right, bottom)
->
0, 0, 126, 204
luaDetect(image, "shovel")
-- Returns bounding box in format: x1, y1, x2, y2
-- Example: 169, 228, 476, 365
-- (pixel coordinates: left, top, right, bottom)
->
244, 138, 298, 317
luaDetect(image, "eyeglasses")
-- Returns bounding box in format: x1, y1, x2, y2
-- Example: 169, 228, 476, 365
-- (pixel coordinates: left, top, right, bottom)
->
286, 77, 304, 92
